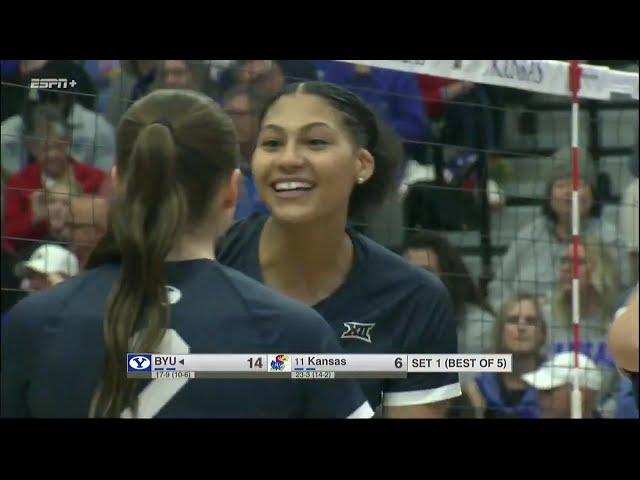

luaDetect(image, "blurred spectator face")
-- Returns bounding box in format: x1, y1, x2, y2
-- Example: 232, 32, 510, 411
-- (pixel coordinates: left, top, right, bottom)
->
162, 60, 194, 90
29, 131, 71, 180
69, 222, 101, 269
21, 60, 49, 75
404, 248, 441, 275
502, 299, 546, 354
24, 269, 57, 292
550, 177, 594, 220
62, 195, 105, 268
133, 60, 158, 77
17, 244, 79, 292
224, 92, 260, 164
237, 60, 272, 83
252, 93, 362, 224
538, 385, 598, 418
559, 244, 591, 295
237, 60, 285, 97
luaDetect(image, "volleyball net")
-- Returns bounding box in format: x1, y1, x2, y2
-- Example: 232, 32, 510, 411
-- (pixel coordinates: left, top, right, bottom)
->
1, 59, 638, 418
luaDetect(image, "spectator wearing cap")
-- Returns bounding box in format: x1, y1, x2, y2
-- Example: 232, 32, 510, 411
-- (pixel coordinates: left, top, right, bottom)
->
3, 106, 106, 254
1, 61, 115, 175
470, 294, 547, 418
522, 352, 602, 418
16, 244, 79, 293
488, 147, 627, 308
543, 237, 621, 416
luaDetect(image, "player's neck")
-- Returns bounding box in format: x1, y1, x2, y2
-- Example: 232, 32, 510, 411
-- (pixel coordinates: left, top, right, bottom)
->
260, 213, 353, 303
166, 231, 215, 262
263, 212, 350, 266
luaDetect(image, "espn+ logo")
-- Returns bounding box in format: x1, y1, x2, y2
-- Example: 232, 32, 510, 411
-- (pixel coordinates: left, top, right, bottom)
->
30, 78, 77, 89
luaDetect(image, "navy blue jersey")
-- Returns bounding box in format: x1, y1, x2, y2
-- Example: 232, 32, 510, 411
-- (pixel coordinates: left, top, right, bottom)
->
217, 215, 461, 409
1, 259, 373, 418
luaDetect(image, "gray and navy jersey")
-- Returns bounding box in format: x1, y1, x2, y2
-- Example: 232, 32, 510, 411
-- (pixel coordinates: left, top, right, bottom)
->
1, 259, 373, 419
217, 215, 461, 409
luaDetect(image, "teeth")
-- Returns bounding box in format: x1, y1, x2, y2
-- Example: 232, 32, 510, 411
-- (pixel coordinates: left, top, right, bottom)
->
274, 181, 313, 191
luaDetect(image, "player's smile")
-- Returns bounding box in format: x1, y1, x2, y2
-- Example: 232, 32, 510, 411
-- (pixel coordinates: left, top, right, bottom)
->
270, 178, 317, 199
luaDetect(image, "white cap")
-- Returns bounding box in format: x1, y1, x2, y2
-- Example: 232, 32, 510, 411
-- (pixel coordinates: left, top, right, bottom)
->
521, 352, 602, 391
16, 244, 79, 278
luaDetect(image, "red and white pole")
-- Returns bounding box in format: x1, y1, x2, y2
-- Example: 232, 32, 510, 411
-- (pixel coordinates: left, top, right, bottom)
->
569, 60, 583, 419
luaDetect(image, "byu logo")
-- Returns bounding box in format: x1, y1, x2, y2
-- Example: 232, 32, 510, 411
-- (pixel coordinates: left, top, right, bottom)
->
128, 355, 151, 370
166, 285, 182, 305
341, 322, 375, 343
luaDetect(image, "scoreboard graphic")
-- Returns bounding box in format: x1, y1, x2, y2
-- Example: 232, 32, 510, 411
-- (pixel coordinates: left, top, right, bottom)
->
126, 354, 512, 379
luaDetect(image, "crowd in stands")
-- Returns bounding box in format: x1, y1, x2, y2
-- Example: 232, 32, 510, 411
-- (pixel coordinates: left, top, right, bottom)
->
1, 59, 638, 418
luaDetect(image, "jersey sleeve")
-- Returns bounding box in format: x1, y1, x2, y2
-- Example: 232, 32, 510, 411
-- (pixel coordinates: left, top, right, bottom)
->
299, 316, 374, 419
382, 281, 461, 407
1, 299, 43, 417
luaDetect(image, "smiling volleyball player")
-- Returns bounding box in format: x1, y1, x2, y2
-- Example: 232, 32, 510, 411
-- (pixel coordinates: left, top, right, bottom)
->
217, 81, 461, 417
1, 89, 373, 419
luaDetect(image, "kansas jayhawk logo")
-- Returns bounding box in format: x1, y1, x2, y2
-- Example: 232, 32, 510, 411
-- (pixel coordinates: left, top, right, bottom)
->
341, 322, 375, 343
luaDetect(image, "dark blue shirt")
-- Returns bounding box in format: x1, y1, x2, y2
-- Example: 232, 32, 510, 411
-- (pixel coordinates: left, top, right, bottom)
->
476, 373, 540, 419
616, 376, 639, 418
314, 61, 429, 143
217, 215, 460, 409
234, 171, 269, 221
1, 259, 371, 418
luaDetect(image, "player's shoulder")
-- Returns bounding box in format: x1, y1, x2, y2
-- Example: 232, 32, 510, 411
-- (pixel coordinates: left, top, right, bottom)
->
216, 215, 267, 264
353, 230, 448, 300
2, 264, 115, 334
216, 263, 332, 342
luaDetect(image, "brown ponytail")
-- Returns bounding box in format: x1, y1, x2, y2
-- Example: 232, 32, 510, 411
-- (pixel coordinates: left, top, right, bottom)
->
88, 90, 237, 417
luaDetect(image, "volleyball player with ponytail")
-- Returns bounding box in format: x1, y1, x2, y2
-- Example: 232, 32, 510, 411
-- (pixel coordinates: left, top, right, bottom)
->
1, 89, 373, 419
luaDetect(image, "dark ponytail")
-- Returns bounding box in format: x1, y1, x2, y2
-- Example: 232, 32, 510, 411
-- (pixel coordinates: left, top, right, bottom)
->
258, 81, 403, 218
92, 123, 187, 417
88, 90, 237, 417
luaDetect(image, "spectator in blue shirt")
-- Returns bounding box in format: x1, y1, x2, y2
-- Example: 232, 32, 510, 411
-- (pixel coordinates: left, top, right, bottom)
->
314, 61, 429, 163
615, 377, 639, 418
472, 293, 547, 418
